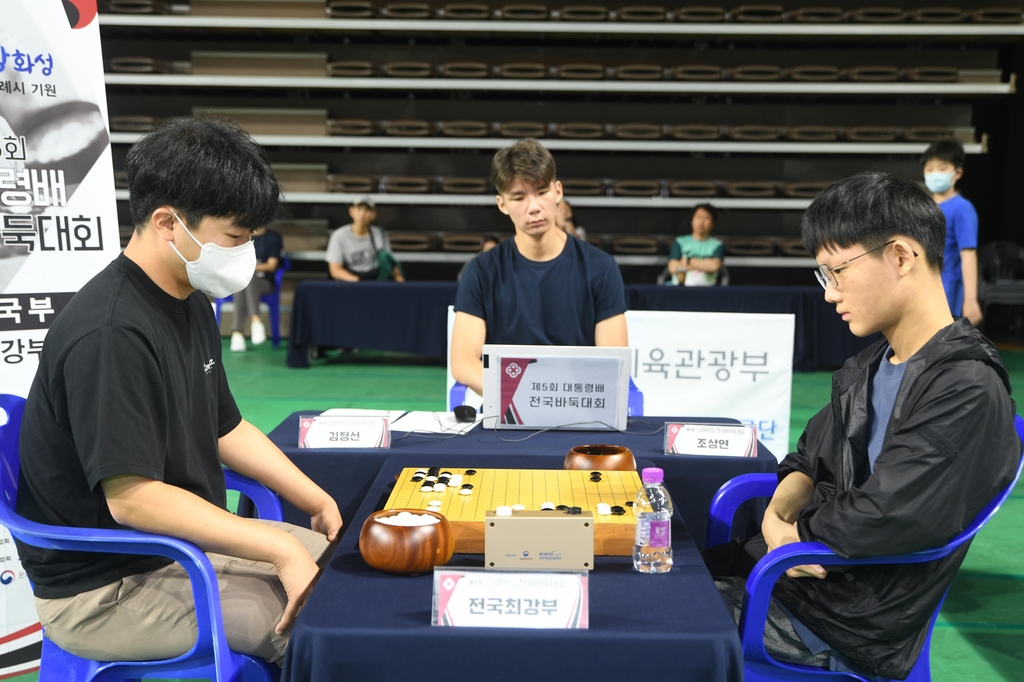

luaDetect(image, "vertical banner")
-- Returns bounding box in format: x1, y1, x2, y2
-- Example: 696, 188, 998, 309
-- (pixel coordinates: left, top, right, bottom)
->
627, 311, 794, 459
0, 1, 119, 675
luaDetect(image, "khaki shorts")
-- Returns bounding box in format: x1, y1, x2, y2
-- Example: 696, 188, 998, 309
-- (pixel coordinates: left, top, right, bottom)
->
35, 520, 335, 665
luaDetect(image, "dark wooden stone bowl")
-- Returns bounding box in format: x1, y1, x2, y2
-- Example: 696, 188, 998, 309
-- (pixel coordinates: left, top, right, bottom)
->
563, 444, 636, 471
359, 508, 455, 574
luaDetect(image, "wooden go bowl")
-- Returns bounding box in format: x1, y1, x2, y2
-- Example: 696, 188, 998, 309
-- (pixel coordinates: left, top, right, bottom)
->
564, 444, 636, 471
359, 508, 455, 574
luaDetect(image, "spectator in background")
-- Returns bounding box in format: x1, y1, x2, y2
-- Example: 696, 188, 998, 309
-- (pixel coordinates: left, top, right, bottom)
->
457, 235, 499, 282
325, 196, 405, 282
922, 140, 981, 324
556, 199, 587, 240
666, 203, 725, 286
230, 227, 282, 352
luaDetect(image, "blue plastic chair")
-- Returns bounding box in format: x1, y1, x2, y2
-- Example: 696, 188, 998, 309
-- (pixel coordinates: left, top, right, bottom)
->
0, 394, 283, 682
706, 414, 1024, 682
215, 255, 290, 347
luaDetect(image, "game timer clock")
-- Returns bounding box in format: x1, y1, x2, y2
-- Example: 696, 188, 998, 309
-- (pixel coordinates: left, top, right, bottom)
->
359, 509, 456, 575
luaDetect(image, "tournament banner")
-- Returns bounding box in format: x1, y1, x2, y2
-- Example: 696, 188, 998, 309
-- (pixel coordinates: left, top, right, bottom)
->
497, 356, 621, 429
0, 1, 121, 675
627, 311, 794, 459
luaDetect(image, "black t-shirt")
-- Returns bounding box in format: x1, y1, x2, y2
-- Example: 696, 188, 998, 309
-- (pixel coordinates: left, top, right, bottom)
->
15, 254, 241, 599
254, 230, 284, 288
454, 236, 627, 346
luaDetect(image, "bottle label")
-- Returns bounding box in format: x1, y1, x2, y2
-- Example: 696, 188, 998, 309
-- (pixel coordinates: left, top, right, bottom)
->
649, 520, 670, 549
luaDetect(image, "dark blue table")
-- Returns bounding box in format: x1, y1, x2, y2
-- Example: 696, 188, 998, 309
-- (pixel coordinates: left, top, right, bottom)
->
285, 281, 878, 370
281, 456, 744, 682
269, 412, 777, 549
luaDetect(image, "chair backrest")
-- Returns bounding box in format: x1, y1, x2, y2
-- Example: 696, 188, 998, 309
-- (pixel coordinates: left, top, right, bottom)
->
0, 394, 25, 513
978, 241, 1024, 283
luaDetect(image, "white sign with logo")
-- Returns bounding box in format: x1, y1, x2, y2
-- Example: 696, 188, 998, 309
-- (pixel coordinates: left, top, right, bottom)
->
432, 568, 589, 628
496, 356, 621, 429
627, 311, 794, 460
664, 423, 759, 457
0, 2, 122, 675
297, 415, 391, 449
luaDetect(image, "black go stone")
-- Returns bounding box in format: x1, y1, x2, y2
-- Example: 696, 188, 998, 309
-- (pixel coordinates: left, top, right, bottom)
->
556, 504, 569, 510
568, 506, 582, 515
611, 509, 626, 516
625, 501, 634, 507
461, 483, 474, 490
411, 476, 424, 482
464, 469, 477, 475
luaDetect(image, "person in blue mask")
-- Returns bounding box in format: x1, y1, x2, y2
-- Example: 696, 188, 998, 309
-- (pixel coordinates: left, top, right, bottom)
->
921, 140, 981, 324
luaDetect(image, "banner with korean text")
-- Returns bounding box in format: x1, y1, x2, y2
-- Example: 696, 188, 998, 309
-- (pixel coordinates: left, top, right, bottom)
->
0, 1, 120, 675
626, 311, 794, 460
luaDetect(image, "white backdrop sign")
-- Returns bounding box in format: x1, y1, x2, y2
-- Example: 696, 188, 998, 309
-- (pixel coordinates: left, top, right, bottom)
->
626, 311, 794, 459
0, 1, 120, 674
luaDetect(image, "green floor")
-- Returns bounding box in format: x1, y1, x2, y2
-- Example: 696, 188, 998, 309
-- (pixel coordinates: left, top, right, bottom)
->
10, 344, 1023, 681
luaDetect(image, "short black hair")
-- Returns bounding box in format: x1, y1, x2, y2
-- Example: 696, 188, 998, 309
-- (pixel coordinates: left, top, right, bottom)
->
691, 203, 716, 223
801, 172, 945, 271
920, 139, 965, 169
126, 116, 279, 232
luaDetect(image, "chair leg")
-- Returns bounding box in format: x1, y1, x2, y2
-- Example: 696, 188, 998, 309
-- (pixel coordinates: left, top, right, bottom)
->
268, 299, 280, 347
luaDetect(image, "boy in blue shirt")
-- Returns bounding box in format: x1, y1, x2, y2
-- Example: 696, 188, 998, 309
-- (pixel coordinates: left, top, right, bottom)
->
666, 203, 725, 286
922, 140, 981, 323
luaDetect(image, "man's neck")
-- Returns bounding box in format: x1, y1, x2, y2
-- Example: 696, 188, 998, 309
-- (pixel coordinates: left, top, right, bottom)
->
351, 222, 370, 237
932, 188, 958, 204
690, 233, 709, 242
882, 282, 955, 364
123, 233, 194, 300
514, 225, 568, 262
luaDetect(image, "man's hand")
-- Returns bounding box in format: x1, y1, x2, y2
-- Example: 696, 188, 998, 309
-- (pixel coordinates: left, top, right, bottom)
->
311, 498, 343, 542
274, 543, 322, 635
763, 513, 827, 580
962, 298, 983, 326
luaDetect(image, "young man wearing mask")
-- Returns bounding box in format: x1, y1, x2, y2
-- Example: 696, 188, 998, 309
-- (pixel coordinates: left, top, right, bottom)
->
921, 140, 981, 324
451, 138, 627, 396
16, 117, 341, 666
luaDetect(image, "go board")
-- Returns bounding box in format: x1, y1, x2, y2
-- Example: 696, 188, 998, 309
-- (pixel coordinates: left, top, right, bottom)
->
385, 467, 642, 555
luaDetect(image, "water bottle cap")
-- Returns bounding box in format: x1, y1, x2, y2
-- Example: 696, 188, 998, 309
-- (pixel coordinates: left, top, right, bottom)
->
641, 467, 664, 483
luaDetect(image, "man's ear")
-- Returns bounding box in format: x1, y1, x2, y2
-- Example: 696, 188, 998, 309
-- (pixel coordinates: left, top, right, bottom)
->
891, 239, 919, 276
953, 167, 964, 184
495, 194, 510, 216
150, 207, 179, 242
553, 180, 563, 203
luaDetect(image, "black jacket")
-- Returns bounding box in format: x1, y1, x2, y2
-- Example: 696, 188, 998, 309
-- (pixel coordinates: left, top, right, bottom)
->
773, 319, 1020, 679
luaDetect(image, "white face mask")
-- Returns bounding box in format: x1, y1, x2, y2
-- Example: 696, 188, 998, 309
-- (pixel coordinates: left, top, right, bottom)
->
168, 211, 256, 299
924, 171, 956, 194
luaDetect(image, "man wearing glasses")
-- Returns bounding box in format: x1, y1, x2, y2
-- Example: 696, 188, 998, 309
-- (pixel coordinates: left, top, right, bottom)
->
703, 172, 1019, 679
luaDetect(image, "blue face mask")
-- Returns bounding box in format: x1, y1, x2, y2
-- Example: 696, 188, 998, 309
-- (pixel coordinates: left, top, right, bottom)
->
924, 171, 956, 194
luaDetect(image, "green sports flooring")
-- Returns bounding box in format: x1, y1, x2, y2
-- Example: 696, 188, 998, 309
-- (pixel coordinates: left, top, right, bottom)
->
9, 344, 1023, 682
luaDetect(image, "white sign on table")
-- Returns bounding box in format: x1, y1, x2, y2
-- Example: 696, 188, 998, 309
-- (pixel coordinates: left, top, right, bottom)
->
496, 355, 621, 429
664, 423, 759, 457
297, 415, 391, 449
432, 568, 588, 629
627, 310, 794, 460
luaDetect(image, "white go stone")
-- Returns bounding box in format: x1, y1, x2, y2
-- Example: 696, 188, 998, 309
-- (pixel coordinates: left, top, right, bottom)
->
511, 504, 526, 511
495, 506, 513, 516
596, 503, 612, 516
540, 502, 555, 510
433, 483, 447, 492
459, 489, 473, 495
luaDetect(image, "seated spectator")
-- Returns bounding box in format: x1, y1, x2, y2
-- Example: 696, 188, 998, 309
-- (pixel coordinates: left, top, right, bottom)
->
230, 226, 282, 352
457, 235, 499, 282
666, 203, 724, 286
556, 199, 587, 240
326, 197, 405, 282
451, 139, 627, 396
702, 172, 1020, 679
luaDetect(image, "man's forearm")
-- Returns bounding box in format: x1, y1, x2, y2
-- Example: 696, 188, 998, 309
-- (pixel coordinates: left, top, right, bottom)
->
219, 419, 333, 517
103, 476, 306, 567
961, 249, 979, 303
766, 471, 814, 523
688, 257, 722, 273
328, 263, 358, 282
453, 359, 484, 397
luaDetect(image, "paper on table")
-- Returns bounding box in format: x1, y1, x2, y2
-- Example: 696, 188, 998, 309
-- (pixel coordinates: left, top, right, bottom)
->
319, 408, 408, 422
391, 411, 482, 435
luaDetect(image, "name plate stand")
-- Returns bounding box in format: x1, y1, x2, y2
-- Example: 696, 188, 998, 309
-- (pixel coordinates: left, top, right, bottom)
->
664, 423, 758, 457
298, 415, 391, 449
432, 568, 589, 629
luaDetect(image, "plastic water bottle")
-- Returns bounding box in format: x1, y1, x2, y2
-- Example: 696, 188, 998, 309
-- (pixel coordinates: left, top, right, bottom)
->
633, 467, 674, 573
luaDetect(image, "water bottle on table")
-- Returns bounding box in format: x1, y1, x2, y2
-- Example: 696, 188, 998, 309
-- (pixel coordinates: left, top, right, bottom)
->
633, 467, 673, 573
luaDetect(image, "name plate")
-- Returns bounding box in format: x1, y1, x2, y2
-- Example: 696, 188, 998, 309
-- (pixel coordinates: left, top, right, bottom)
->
664, 422, 757, 457
497, 355, 621, 429
432, 568, 588, 629
297, 415, 391, 449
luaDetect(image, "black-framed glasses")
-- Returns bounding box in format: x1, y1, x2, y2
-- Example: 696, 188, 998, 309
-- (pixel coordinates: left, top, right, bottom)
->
814, 240, 897, 289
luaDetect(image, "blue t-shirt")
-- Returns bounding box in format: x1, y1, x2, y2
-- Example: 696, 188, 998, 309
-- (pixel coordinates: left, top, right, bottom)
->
937, 194, 978, 317
454, 236, 627, 346
867, 346, 908, 475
